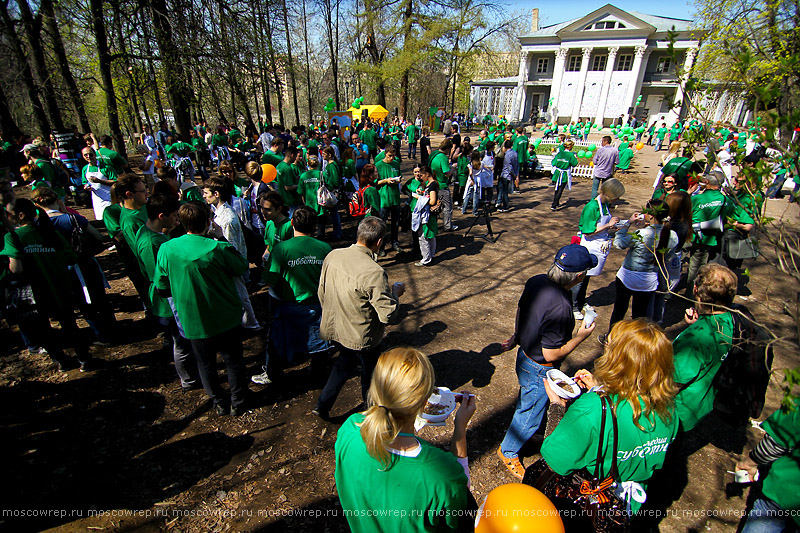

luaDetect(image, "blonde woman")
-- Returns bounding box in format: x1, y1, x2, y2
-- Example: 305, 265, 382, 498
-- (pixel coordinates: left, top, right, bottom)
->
541, 318, 679, 514
335, 347, 477, 532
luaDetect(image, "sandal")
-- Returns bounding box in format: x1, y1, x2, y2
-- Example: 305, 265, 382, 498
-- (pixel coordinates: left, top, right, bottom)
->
497, 446, 525, 480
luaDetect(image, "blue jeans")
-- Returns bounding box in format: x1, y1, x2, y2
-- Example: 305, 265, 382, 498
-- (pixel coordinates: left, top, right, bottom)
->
591, 176, 607, 199
500, 349, 551, 459
461, 183, 480, 215
742, 497, 799, 533
496, 177, 511, 209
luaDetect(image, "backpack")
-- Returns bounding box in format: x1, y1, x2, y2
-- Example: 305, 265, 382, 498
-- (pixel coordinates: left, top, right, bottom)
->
317, 171, 338, 208
49, 158, 72, 189
348, 185, 372, 217
712, 304, 774, 424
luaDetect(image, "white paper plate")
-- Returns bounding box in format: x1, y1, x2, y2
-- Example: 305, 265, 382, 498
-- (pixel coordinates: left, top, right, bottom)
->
546, 369, 581, 399
420, 388, 456, 423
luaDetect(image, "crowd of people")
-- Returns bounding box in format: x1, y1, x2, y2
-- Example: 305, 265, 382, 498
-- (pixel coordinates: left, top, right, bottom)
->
0, 110, 797, 532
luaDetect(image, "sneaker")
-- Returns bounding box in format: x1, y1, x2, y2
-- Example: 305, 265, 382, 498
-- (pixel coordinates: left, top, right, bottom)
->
392, 242, 402, 253
311, 406, 329, 420
215, 403, 230, 416
497, 446, 525, 480
573, 310, 584, 320
377, 249, 387, 258
451, 224, 459, 231
79, 360, 94, 373
414, 261, 429, 267
231, 404, 249, 417
251, 371, 272, 385
550, 206, 556, 211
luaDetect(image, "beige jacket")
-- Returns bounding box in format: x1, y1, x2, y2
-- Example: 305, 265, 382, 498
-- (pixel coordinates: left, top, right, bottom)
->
318, 244, 399, 350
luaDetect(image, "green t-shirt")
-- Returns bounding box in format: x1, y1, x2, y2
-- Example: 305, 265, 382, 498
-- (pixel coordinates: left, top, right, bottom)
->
276, 161, 302, 207
673, 312, 734, 431
264, 217, 293, 254
182, 185, 204, 204
732, 188, 762, 224
96, 147, 127, 175
211, 134, 229, 147
261, 150, 284, 166
541, 392, 678, 512
335, 413, 468, 533
661, 157, 693, 185
323, 160, 341, 189
579, 198, 610, 235
153, 233, 247, 339
513, 135, 529, 164
0, 224, 77, 312
167, 142, 195, 157
191, 136, 207, 150
81, 163, 116, 185
456, 156, 470, 187
760, 399, 800, 523
691, 189, 728, 246
119, 205, 148, 250
656, 127, 668, 140
134, 225, 172, 318
263, 235, 331, 303
343, 158, 356, 180
102, 203, 123, 238
405, 125, 418, 144
552, 150, 578, 170
478, 136, 488, 151
34, 158, 57, 183
375, 160, 400, 207
429, 151, 451, 189
363, 186, 381, 215
359, 128, 377, 150
297, 170, 325, 216
617, 147, 634, 170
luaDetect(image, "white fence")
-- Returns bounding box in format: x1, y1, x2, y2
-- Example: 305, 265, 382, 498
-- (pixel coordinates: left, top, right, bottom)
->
536, 152, 595, 178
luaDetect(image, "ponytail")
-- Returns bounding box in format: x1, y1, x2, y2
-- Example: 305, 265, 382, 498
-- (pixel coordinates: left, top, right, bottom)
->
358, 348, 435, 468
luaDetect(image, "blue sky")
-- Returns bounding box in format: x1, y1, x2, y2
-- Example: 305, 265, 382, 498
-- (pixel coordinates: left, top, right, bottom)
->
511, 1, 696, 27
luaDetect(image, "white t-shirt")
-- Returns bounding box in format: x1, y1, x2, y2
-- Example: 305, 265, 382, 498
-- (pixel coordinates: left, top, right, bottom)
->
143, 154, 156, 176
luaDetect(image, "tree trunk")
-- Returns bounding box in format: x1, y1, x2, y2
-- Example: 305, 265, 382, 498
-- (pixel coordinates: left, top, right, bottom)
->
41, 0, 90, 131
0, 82, 23, 140
398, 0, 414, 120
16, 0, 64, 130
322, 0, 340, 109
148, 0, 192, 137
0, 0, 49, 135
282, 0, 300, 126
136, 15, 165, 124
255, 0, 273, 125
301, 0, 313, 124
88, 0, 125, 155
206, 73, 229, 125
264, 4, 285, 125
112, 5, 143, 133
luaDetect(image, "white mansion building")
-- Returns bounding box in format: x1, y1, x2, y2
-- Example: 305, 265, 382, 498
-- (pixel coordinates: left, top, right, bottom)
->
469, 4, 749, 127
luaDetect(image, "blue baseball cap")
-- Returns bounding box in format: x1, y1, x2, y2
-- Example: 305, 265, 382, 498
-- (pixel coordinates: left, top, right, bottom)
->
554, 244, 598, 272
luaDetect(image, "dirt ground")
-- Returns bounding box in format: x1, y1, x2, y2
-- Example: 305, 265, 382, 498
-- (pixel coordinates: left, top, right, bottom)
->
1, 131, 798, 532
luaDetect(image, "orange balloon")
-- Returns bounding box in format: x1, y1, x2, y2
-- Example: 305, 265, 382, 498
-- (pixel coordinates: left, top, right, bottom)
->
636, 142, 644, 150
261, 163, 277, 183
154, 159, 164, 169
475, 483, 564, 533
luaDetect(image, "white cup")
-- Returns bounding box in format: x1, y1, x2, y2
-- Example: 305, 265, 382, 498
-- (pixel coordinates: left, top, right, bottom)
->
583, 307, 597, 328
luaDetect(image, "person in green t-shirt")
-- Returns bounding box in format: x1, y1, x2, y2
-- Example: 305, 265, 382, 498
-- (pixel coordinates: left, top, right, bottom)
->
94, 134, 128, 176
541, 318, 679, 515
153, 202, 249, 416
736, 398, 800, 531
335, 347, 476, 533
321, 147, 343, 240
1, 197, 93, 371
257, 206, 332, 382
297, 155, 335, 240
616, 141, 634, 172
359, 125, 377, 159
513, 127, 529, 180
550, 140, 578, 210
115, 174, 153, 311
374, 147, 401, 255
673, 263, 737, 431
429, 138, 456, 231
654, 123, 669, 152
275, 147, 302, 211
134, 193, 199, 390
260, 190, 293, 265
685, 171, 730, 294
404, 123, 418, 159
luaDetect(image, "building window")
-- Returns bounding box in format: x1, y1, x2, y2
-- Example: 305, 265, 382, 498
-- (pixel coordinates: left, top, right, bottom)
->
566, 55, 582, 71
584, 21, 626, 30
656, 57, 672, 73
616, 54, 633, 71
479, 88, 489, 114
503, 89, 515, 116
490, 88, 501, 115
591, 55, 607, 71
536, 58, 549, 73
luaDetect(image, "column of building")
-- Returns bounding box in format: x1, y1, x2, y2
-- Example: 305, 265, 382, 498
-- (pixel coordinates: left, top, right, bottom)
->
513, 52, 530, 122
670, 47, 698, 122
593, 47, 619, 127
570, 47, 593, 122
623, 45, 650, 123
549, 47, 569, 121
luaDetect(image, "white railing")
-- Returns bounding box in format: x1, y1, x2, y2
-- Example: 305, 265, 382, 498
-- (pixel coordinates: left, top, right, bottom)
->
536, 154, 595, 178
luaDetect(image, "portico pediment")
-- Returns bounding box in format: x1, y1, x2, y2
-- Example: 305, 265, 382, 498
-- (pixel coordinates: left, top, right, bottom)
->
557, 4, 655, 37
